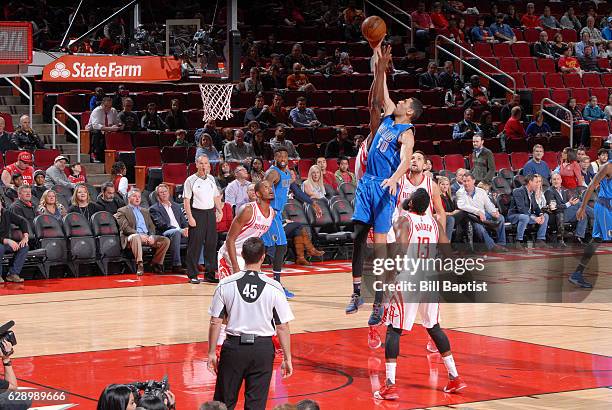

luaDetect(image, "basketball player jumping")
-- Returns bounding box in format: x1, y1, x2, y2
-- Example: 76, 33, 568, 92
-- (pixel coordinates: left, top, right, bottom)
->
568, 160, 612, 288
374, 188, 467, 400
347, 45, 423, 327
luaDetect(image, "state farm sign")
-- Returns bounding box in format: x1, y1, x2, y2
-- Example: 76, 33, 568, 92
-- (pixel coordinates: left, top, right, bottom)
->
42, 55, 181, 82
0, 22, 33, 65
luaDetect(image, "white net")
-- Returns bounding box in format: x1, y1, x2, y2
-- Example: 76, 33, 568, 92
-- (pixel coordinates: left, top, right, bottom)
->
199, 83, 234, 121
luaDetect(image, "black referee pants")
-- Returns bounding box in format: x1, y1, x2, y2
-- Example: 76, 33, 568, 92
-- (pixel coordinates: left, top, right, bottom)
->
187, 208, 217, 279
214, 336, 275, 410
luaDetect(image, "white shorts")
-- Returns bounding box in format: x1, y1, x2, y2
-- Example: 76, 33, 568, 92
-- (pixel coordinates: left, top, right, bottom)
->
384, 291, 440, 331
217, 251, 244, 280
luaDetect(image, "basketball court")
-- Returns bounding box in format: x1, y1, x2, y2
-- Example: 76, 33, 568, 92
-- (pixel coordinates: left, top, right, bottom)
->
2, 245, 610, 409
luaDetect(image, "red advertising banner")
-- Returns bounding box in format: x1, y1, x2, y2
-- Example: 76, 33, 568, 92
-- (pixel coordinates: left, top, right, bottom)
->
0, 22, 33, 65
42, 55, 182, 82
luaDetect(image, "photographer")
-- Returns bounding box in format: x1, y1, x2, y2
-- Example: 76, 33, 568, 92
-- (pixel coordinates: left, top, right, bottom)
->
97, 384, 137, 410
0, 341, 17, 390
0, 337, 32, 410
137, 390, 175, 410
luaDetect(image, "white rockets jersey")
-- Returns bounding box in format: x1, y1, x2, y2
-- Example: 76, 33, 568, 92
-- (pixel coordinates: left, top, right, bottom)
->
403, 212, 439, 258
387, 173, 434, 243
355, 140, 368, 180
218, 202, 275, 259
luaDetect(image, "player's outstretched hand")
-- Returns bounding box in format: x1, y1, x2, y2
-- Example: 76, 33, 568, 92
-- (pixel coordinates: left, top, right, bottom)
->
375, 45, 392, 73
576, 206, 586, 221
381, 178, 398, 196
313, 202, 323, 218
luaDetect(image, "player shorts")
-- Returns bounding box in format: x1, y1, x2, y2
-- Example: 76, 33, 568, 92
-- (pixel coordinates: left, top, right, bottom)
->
593, 198, 612, 241
384, 291, 440, 331
352, 173, 397, 234
217, 252, 245, 280
262, 211, 287, 247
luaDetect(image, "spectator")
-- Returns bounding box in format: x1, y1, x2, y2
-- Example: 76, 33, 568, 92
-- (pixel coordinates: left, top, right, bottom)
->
418, 62, 440, 90
140, 102, 167, 132
471, 16, 494, 42
560, 7, 582, 31
216, 161, 235, 189
551, 33, 567, 57
452, 108, 481, 140
296, 399, 320, 410
430, 2, 449, 29
244, 67, 264, 93
149, 183, 189, 274
220, 127, 235, 152
490, 13, 516, 43
437, 175, 465, 241
12, 115, 44, 151
462, 75, 489, 108
31, 170, 46, 199
478, 111, 497, 139
558, 46, 581, 74
437, 61, 460, 90
533, 174, 548, 210
111, 84, 128, 111
224, 129, 255, 164
336, 52, 354, 74
44, 155, 75, 189
540, 5, 559, 29
0, 117, 17, 153
411, 2, 434, 51
558, 147, 584, 189
117, 97, 141, 132
580, 155, 595, 185
602, 42, 612, 58
503, 106, 526, 140
89, 87, 105, 111
196, 133, 221, 163
252, 130, 273, 161
87, 97, 120, 163
325, 127, 356, 158
533, 31, 555, 59
545, 172, 594, 246
507, 174, 549, 249
444, 80, 465, 107
602, 17, 612, 41
523, 144, 551, 180
165, 99, 188, 131
68, 184, 103, 219
269, 93, 289, 126
471, 134, 495, 183
521, 3, 541, 29
68, 163, 86, 184
290, 97, 321, 128
335, 156, 356, 186
286, 63, 316, 93
591, 148, 609, 172
316, 157, 337, 189
111, 161, 128, 198
581, 16, 604, 44
9, 186, 36, 229
196, 119, 222, 151
250, 157, 266, 183
302, 165, 326, 199
526, 111, 553, 139
579, 45, 601, 72
97, 385, 137, 410
4, 173, 22, 201
37, 189, 67, 221
173, 129, 190, 147
0, 199, 29, 283
244, 93, 275, 127
575, 32, 597, 59
225, 166, 251, 209
264, 64, 286, 91
242, 46, 263, 74
451, 167, 467, 195
500, 94, 524, 123
448, 18, 466, 44
504, 4, 521, 28
96, 182, 125, 214
270, 126, 300, 159
101, 16, 125, 53
583, 96, 606, 120
284, 43, 311, 71
1, 151, 34, 187
115, 189, 171, 276
576, 147, 588, 162
457, 172, 507, 252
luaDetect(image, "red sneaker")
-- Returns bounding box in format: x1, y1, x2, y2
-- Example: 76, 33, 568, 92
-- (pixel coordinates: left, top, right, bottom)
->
426, 339, 439, 353
374, 381, 399, 400
443, 377, 467, 393
368, 326, 382, 349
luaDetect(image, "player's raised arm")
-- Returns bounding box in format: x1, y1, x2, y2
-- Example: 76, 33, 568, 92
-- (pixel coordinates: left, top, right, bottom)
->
226, 204, 255, 273
577, 162, 612, 220
371, 44, 396, 116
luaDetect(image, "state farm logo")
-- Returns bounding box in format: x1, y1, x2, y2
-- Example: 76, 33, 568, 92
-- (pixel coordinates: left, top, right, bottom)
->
49, 62, 70, 79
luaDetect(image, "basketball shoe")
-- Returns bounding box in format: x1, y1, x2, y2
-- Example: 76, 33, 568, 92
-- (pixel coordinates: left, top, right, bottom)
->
345, 293, 364, 314
426, 338, 439, 353
443, 376, 467, 393
368, 302, 384, 326
568, 271, 593, 288
374, 380, 399, 400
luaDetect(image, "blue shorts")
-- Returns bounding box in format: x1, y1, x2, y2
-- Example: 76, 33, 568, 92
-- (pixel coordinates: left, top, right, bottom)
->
262, 211, 287, 246
352, 173, 397, 234
593, 199, 612, 241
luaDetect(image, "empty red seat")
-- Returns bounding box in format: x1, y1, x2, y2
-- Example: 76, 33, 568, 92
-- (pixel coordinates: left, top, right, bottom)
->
545, 73, 564, 88
135, 147, 162, 168
105, 132, 134, 151
429, 155, 444, 172
582, 73, 602, 88
507, 138, 529, 153
439, 140, 462, 155
413, 124, 432, 140
511, 42, 531, 57
443, 154, 466, 172
591, 88, 608, 103
512, 28, 524, 41
510, 73, 526, 88
523, 28, 540, 42
161, 146, 188, 163
162, 163, 187, 185
563, 74, 583, 88
313, 108, 334, 125
350, 74, 373, 90
510, 152, 530, 170
598, 58, 610, 71
493, 153, 511, 171
313, 127, 335, 143
57, 93, 86, 112
158, 132, 177, 148
330, 91, 354, 107
551, 88, 571, 103
473, 43, 493, 57
518, 57, 538, 73
542, 151, 559, 169
525, 72, 545, 88
561, 29, 578, 43
481, 57, 499, 74
499, 58, 518, 73
394, 74, 417, 89
0, 113, 14, 132
297, 159, 313, 177
431, 124, 452, 140
590, 120, 609, 137
537, 58, 556, 73
289, 127, 313, 144
34, 149, 61, 168
297, 143, 319, 159
571, 88, 590, 104
132, 132, 158, 148
493, 42, 512, 57
333, 108, 358, 126
309, 91, 332, 108
532, 88, 551, 104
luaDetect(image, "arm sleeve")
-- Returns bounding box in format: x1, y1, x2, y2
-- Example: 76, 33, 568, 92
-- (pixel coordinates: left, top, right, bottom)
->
290, 110, 310, 127
183, 177, 193, 199
225, 183, 237, 205
485, 152, 496, 182
273, 289, 295, 324
118, 177, 128, 196
208, 286, 226, 318
290, 183, 313, 204
456, 189, 482, 215
149, 206, 168, 232
452, 123, 464, 140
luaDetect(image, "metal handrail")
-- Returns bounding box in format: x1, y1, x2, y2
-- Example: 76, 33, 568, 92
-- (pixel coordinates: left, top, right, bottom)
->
541, 98, 574, 147
52, 104, 81, 163
365, 0, 413, 49
3, 75, 32, 121
378, 0, 413, 49
434, 35, 516, 95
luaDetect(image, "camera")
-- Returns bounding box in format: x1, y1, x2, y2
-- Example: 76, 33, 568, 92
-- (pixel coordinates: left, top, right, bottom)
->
0, 320, 17, 356
129, 375, 170, 400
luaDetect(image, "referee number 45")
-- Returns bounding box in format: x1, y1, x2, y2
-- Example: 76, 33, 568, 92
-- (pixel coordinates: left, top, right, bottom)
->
243, 284, 258, 299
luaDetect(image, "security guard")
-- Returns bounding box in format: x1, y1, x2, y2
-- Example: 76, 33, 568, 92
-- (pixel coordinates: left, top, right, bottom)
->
207, 237, 294, 410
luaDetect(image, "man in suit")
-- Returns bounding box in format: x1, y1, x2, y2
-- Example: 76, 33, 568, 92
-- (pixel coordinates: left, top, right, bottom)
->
507, 174, 549, 249
115, 188, 170, 276
544, 172, 594, 247
149, 183, 188, 274
452, 108, 481, 140
437, 61, 461, 90
451, 168, 467, 195
418, 62, 440, 90
471, 134, 495, 183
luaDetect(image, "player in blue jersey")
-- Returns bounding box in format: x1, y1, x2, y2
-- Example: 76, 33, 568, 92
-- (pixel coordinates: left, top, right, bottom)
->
262, 147, 322, 298
569, 160, 612, 288
347, 45, 423, 323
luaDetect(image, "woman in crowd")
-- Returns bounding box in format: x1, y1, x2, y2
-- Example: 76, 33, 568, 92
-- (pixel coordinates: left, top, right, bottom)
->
164, 98, 187, 131
252, 129, 273, 160
551, 32, 566, 57
37, 189, 67, 221
196, 133, 220, 164
478, 111, 497, 139
437, 176, 464, 242
110, 161, 128, 198
533, 174, 548, 209
68, 183, 102, 220
250, 157, 266, 183
302, 165, 326, 199
526, 111, 553, 139
96, 384, 137, 410
244, 67, 264, 93
558, 147, 584, 189
216, 161, 235, 189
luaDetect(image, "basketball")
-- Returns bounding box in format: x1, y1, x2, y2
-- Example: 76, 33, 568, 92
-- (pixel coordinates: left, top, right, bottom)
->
361, 15, 387, 47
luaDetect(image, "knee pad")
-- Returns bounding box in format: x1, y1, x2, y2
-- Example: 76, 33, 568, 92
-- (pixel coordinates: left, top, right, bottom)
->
426, 324, 451, 354
384, 325, 402, 359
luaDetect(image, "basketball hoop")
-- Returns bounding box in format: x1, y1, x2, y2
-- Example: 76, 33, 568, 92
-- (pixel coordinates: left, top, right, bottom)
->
199, 83, 233, 121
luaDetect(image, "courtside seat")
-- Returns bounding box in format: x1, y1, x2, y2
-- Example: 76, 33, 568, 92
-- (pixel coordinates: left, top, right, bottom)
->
63, 212, 102, 277
1, 224, 46, 279
492, 176, 512, 195
305, 198, 351, 245
34, 215, 69, 277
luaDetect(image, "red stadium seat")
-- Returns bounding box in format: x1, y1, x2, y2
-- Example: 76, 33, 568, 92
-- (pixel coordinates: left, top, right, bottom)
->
563, 74, 583, 88
561, 29, 578, 43
512, 28, 524, 41
105, 132, 134, 151
161, 146, 188, 163
0, 113, 14, 132
431, 124, 452, 140
537, 58, 556, 73
443, 154, 466, 172
330, 91, 354, 107
309, 91, 332, 108
473, 43, 493, 57
523, 28, 540, 42
314, 127, 336, 143
34, 149, 61, 168
438, 140, 462, 155
333, 109, 358, 126
413, 124, 432, 140
532, 88, 551, 104
429, 155, 444, 172
598, 58, 610, 71
296, 143, 319, 159
297, 159, 313, 178
542, 151, 559, 169
591, 88, 608, 103
510, 73, 526, 88
493, 153, 511, 171
506, 138, 529, 153
162, 163, 187, 185
57, 93, 86, 112
582, 73, 602, 88
499, 58, 518, 73
493, 42, 512, 57
525, 73, 545, 88
132, 132, 158, 148
510, 152, 530, 170
545, 73, 564, 88
589, 120, 609, 137
135, 147, 162, 168
350, 74, 373, 90
571, 88, 590, 104
289, 128, 313, 145
511, 42, 531, 57
551, 89, 571, 103
518, 58, 538, 73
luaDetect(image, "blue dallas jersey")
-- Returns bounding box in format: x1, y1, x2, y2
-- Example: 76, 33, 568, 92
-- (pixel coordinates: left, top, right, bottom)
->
366, 115, 414, 179
269, 165, 291, 212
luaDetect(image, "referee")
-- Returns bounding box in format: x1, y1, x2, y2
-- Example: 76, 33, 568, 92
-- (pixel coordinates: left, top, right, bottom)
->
184, 154, 223, 284
207, 237, 294, 410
